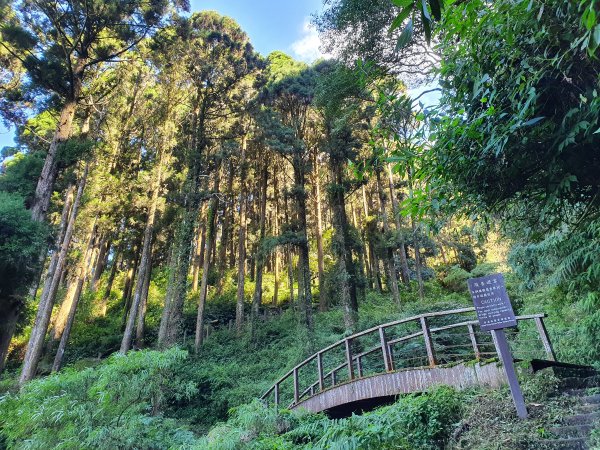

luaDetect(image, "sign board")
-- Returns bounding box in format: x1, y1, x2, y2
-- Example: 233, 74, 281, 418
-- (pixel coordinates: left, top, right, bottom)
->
467, 273, 517, 331
467, 272, 527, 419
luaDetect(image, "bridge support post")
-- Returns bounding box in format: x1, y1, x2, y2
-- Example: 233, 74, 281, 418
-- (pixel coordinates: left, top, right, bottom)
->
379, 327, 393, 372
534, 317, 556, 361
345, 338, 355, 380
467, 324, 481, 360
317, 352, 325, 391
420, 317, 437, 367
293, 368, 299, 404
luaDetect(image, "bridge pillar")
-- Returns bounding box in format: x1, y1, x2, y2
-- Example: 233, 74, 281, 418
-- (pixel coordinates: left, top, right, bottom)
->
379, 327, 394, 372
420, 317, 437, 367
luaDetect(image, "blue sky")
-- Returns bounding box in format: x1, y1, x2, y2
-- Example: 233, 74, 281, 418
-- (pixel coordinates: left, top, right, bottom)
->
0, 0, 325, 150
190, 0, 325, 59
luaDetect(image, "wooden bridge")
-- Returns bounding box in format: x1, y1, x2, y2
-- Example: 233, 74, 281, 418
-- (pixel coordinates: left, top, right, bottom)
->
261, 307, 556, 415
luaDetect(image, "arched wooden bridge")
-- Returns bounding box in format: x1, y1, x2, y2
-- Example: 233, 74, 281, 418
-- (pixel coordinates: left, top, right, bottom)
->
261, 307, 556, 415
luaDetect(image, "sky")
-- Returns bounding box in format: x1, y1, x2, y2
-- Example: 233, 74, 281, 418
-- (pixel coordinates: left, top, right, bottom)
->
189, 0, 326, 61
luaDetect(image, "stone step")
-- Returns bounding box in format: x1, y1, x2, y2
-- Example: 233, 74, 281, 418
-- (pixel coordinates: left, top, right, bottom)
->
560, 376, 600, 390
562, 412, 600, 425
576, 404, 600, 414
563, 388, 593, 397
538, 437, 589, 450
550, 424, 594, 439
581, 394, 600, 405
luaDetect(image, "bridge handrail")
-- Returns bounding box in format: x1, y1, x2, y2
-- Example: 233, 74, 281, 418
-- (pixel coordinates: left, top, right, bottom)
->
260, 307, 554, 408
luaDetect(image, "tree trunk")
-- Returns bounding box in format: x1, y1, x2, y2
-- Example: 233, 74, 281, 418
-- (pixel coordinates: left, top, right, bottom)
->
235, 137, 249, 333
375, 169, 401, 307
361, 185, 375, 290
313, 153, 326, 311
387, 164, 411, 286
30, 184, 76, 300
329, 163, 358, 330
30, 99, 79, 222
120, 261, 136, 329
217, 160, 235, 283
100, 250, 120, 317
191, 204, 207, 292
0, 302, 19, 374
251, 164, 269, 318
53, 220, 97, 341
90, 239, 110, 292
272, 173, 280, 306
51, 217, 98, 371
411, 217, 425, 300
293, 157, 313, 330
194, 169, 221, 350
120, 158, 163, 353
135, 256, 152, 349
406, 165, 424, 299
19, 162, 88, 385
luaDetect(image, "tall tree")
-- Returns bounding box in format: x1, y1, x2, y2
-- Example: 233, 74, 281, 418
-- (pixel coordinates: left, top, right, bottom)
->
157, 12, 259, 347
260, 52, 317, 330
1, 0, 184, 223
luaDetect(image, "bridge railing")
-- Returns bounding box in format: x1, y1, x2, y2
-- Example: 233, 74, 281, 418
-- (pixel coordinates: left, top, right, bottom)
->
261, 307, 555, 409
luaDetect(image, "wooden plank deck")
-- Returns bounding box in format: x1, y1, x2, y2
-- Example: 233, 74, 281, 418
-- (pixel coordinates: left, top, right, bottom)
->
292, 361, 507, 413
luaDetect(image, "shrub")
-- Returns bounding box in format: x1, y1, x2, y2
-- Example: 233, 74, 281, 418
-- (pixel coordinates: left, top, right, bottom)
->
440, 266, 470, 293
198, 386, 463, 449
0, 348, 200, 449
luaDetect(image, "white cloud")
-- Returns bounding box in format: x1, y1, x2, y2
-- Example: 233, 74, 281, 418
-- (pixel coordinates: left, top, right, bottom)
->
290, 18, 329, 63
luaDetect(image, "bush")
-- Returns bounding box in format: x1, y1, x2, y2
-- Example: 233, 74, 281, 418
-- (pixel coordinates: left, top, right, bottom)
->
0, 348, 200, 449
440, 266, 470, 293
470, 262, 499, 278
199, 386, 463, 449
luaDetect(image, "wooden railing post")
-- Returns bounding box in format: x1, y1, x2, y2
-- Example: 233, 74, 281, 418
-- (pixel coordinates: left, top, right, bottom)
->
357, 356, 363, 378
317, 352, 324, 391
379, 326, 393, 372
331, 370, 337, 385
345, 338, 355, 380
420, 316, 437, 367
535, 317, 556, 361
467, 323, 481, 360
274, 382, 279, 407
293, 368, 299, 404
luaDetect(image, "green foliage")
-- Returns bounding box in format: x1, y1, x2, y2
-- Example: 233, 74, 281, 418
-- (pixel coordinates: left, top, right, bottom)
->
0, 191, 46, 323
199, 386, 462, 449
509, 219, 600, 364
432, 0, 600, 233
440, 265, 470, 293
0, 348, 200, 449
0, 152, 44, 205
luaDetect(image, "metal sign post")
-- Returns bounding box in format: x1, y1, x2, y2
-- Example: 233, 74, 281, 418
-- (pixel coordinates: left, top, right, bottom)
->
468, 273, 528, 419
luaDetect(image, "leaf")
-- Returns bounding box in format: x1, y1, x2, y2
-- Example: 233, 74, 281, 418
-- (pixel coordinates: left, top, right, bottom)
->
390, 6, 413, 32
391, 0, 413, 7
421, 0, 431, 22
396, 18, 414, 49
585, 7, 596, 31
422, 6, 432, 43
522, 116, 545, 127
429, 0, 442, 21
